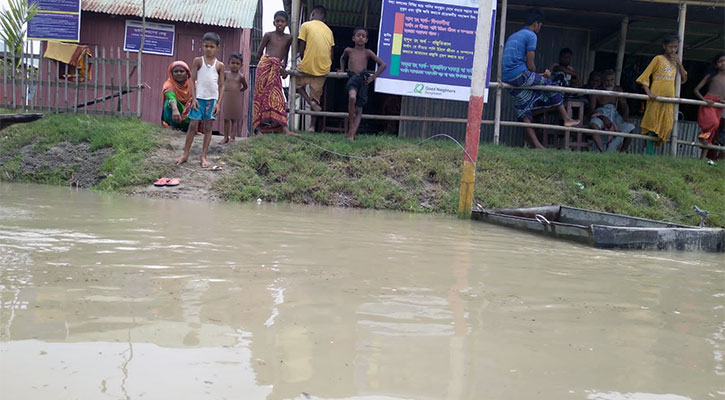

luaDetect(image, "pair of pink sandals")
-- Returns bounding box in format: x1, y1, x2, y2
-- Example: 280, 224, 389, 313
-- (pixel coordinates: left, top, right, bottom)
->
154, 177, 180, 187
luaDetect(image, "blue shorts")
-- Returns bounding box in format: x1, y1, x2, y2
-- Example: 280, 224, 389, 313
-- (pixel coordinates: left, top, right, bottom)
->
188, 98, 217, 120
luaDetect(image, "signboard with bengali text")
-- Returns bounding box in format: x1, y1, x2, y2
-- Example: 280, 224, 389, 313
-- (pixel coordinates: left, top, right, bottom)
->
27, 0, 81, 42
375, 0, 496, 102
123, 20, 176, 56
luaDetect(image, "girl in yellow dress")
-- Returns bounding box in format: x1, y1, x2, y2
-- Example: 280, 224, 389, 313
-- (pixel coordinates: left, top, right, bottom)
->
636, 33, 688, 155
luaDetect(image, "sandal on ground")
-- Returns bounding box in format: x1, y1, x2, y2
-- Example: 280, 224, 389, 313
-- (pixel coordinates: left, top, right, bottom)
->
154, 177, 171, 187
166, 178, 180, 186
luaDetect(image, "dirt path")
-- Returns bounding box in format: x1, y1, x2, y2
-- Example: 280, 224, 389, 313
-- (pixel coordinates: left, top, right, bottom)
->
127, 132, 237, 201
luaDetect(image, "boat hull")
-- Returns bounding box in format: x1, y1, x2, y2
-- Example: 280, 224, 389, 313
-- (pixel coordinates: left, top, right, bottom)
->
472, 206, 725, 252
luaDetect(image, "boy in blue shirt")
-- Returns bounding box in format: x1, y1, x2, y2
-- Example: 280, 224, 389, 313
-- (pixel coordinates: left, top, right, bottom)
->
502, 9, 578, 149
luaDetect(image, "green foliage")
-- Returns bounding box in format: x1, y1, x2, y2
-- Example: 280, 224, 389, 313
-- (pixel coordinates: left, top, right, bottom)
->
0, 0, 39, 69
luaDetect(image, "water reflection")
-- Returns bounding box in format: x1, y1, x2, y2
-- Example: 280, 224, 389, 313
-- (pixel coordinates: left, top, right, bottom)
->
0, 183, 722, 399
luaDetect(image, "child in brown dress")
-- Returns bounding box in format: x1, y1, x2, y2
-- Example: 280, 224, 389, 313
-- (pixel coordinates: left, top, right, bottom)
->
222, 52, 248, 143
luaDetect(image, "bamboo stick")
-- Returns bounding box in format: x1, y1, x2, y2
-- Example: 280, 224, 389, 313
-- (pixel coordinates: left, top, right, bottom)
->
20, 44, 26, 110
125, 51, 130, 115
671, 3, 687, 157
102, 47, 107, 115
64, 63, 69, 111
54, 60, 59, 113
45, 58, 50, 112
11, 46, 16, 109
117, 47, 122, 113
493, 0, 508, 145
2, 44, 7, 106
94, 46, 98, 114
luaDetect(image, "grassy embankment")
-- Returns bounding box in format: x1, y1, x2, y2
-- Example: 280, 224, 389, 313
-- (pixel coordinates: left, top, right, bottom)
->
0, 112, 168, 190
1, 113, 723, 227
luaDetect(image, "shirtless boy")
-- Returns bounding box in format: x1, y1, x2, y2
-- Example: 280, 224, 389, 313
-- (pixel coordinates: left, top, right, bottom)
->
694, 53, 725, 162
588, 69, 633, 152
253, 10, 298, 136
338, 27, 386, 139
175, 32, 225, 168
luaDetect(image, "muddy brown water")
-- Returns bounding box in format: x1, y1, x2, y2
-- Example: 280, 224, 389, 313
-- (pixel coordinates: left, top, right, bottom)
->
0, 183, 722, 400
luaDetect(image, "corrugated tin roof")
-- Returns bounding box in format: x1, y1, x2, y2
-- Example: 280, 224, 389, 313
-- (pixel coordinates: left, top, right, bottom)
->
81, 0, 258, 28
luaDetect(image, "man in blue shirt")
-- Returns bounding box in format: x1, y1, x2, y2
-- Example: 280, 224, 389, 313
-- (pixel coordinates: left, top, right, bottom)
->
502, 9, 579, 149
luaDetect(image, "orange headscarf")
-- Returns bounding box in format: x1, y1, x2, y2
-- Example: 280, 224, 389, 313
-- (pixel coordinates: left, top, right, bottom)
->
161, 61, 192, 119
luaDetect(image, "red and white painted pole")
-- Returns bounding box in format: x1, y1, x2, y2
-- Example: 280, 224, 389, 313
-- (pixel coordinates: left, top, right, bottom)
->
458, 0, 494, 218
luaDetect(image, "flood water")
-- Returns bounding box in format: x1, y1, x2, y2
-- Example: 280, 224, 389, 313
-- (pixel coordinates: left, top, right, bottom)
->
0, 182, 723, 400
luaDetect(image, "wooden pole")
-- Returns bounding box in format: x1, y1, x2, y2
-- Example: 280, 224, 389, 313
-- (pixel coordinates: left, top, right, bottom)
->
137, 0, 145, 117
458, 0, 493, 219
615, 16, 628, 86
493, 0, 507, 145
287, 0, 300, 130
671, 2, 686, 157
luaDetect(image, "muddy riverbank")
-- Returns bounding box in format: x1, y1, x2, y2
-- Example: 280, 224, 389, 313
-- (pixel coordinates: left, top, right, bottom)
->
0, 114, 723, 226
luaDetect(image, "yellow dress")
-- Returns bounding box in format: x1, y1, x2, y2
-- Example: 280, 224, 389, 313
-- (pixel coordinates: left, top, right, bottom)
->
636, 55, 684, 142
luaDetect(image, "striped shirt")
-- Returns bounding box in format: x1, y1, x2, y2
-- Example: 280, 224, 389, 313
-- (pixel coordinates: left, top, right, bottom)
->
502, 27, 537, 82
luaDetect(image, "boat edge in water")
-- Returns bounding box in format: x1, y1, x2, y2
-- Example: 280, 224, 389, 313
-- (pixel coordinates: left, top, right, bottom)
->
472, 205, 725, 252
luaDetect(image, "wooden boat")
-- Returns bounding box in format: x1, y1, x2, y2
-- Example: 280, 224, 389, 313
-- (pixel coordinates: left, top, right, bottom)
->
0, 113, 43, 131
472, 205, 724, 252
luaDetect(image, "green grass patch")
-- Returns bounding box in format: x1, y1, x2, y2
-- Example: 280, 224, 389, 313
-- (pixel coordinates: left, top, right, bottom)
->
0, 112, 166, 190
216, 133, 725, 227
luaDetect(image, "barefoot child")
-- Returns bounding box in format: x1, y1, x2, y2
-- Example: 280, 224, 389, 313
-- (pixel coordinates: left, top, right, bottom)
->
252, 10, 298, 136
175, 32, 225, 168
339, 27, 386, 140
693, 53, 725, 163
222, 52, 248, 143
636, 33, 687, 155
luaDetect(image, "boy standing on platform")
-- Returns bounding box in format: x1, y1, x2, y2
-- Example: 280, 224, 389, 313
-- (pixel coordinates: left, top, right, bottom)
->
339, 27, 386, 140
175, 32, 225, 168
296, 5, 335, 131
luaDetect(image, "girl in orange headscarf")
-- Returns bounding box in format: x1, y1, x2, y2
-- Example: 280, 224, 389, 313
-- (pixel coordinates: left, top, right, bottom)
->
161, 61, 192, 131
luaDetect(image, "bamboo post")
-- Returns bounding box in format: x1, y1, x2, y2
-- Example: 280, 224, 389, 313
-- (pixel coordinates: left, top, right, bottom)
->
20, 44, 26, 109
287, 0, 300, 130
2, 44, 7, 106
94, 46, 98, 113
493, 0, 507, 145
615, 16, 628, 86
45, 58, 50, 111
671, 2, 686, 157
137, 0, 145, 117
11, 46, 16, 109
83, 51, 88, 114
102, 47, 107, 114
117, 47, 122, 113
28, 42, 34, 111
54, 60, 59, 113
74, 52, 80, 113
125, 51, 130, 115
458, 0, 493, 218
64, 63, 69, 111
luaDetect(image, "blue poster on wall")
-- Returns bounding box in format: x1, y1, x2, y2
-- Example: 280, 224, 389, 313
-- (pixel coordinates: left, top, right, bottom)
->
27, 0, 81, 42
375, 0, 495, 102
123, 20, 176, 57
